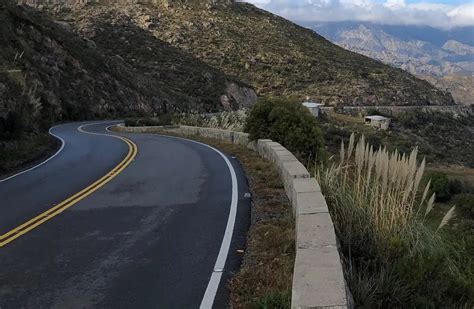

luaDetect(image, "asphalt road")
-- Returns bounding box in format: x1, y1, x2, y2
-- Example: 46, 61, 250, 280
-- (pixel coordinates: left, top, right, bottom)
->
0, 121, 250, 308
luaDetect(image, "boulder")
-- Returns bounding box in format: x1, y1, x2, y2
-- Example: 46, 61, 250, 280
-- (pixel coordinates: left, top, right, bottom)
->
54, 20, 72, 32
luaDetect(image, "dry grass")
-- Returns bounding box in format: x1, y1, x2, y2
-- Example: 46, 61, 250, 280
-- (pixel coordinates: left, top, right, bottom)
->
327, 110, 365, 125
175, 110, 248, 132
315, 133, 473, 306
319, 133, 455, 252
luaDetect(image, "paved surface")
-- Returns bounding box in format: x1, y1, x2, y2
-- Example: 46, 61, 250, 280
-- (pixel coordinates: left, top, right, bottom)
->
0, 121, 250, 308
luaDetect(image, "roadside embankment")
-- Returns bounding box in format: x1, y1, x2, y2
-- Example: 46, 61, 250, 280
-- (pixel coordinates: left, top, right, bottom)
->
0, 133, 60, 181
114, 124, 351, 308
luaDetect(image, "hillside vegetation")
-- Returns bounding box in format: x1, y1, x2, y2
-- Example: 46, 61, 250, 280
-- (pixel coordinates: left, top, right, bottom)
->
323, 110, 474, 168
0, 0, 255, 136
421, 74, 474, 106
240, 99, 473, 306
46, 0, 455, 107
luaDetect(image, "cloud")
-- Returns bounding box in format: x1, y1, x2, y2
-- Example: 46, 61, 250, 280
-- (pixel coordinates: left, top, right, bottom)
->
244, 0, 474, 28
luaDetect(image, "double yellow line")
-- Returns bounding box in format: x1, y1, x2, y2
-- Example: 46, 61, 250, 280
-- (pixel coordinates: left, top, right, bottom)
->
0, 134, 138, 248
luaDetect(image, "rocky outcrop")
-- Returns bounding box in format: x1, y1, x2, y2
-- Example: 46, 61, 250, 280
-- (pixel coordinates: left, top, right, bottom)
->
221, 82, 258, 110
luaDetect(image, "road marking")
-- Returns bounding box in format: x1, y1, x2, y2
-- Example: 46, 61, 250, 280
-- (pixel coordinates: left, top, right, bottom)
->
0, 122, 137, 248
146, 133, 239, 309
0, 125, 66, 183
199, 148, 238, 309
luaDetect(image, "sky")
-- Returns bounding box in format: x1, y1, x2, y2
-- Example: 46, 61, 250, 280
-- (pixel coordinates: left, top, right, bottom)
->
244, 0, 474, 28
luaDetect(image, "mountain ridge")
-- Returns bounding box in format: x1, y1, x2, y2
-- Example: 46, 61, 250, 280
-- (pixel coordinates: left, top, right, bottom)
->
43, 0, 455, 107
309, 21, 473, 105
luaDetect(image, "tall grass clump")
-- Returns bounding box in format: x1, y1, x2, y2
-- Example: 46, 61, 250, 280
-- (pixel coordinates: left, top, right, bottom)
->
317, 134, 473, 307
176, 110, 248, 132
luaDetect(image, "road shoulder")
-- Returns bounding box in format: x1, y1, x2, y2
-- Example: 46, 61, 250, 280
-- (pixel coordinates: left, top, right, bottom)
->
0, 133, 60, 180
156, 131, 295, 308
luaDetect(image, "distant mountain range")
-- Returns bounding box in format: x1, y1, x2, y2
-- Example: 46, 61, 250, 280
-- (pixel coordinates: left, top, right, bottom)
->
306, 22, 474, 105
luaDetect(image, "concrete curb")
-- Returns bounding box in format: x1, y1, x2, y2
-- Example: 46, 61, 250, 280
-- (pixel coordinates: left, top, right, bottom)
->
113, 124, 350, 308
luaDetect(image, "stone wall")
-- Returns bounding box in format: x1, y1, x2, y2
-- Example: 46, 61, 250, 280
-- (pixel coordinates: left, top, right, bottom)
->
321, 105, 473, 116
114, 123, 351, 308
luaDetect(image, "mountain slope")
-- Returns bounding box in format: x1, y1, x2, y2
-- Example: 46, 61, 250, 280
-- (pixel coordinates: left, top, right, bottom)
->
311, 22, 474, 77
310, 21, 474, 105
0, 0, 255, 135
46, 0, 454, 107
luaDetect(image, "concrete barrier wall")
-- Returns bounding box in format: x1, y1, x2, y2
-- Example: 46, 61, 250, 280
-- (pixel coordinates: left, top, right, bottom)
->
114, 124, 350, 308
113, 124, 179, 133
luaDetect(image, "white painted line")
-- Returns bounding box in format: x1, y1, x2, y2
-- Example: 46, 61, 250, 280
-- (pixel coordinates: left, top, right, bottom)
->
0, 125, 66, 183
157, 134, 239, 309
201, 271, 223, 309
77, 121, 122, 138
105, 124, 122, 133
0, 120, 123, 184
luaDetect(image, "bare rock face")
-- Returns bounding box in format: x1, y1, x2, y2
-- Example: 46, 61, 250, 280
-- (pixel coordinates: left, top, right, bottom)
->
53, 20, 71, 32
223, 82, 257, 109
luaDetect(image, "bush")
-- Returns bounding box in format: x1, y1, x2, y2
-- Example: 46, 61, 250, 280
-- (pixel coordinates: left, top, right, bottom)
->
244, 97, 325, 161
454, 194, 474, 219
430, 172, 452, 202
449, 179, 466, 195
175, 110, 247, 131
125, 114, 174, 127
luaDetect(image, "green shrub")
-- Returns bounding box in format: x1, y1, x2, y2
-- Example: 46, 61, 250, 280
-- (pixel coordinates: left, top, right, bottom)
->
454, 194, 474, 219
252, 290, 291, 309
365, 107, 390, 118
125, 114, 174, 127
0, 109, 31, 140
244, 97, 325, 161
430, 172, 452, 202
449, 178, 466, 195
175, 110, 247, 131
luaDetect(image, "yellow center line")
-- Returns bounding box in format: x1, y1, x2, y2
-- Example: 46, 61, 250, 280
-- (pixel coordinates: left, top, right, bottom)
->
0, 132, 138, 248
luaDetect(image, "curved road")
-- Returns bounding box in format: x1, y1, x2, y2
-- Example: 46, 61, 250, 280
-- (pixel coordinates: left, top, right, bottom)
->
0, 121, 250, 308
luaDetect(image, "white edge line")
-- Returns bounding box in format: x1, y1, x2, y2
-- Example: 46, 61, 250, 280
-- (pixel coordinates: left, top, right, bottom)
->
200, 144, 238, 309
0, 121, 123, 183
77, 121, 123, 138
0, 125, 66, 183
142, 132, 238, 309
104, 126, 239, 308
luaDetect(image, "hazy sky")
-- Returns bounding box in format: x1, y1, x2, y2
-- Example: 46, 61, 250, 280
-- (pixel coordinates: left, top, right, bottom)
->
244, 0, 474, 28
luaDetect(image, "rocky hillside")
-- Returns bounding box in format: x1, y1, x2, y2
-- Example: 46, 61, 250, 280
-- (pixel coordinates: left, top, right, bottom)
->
0, 0, 255, 135
421, 75, 474, 106
311, 22, 473, 105
39, 0, 455, 107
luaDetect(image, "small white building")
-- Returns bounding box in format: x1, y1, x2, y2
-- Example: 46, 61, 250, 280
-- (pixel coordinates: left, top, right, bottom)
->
302, 101, 324, 117
365, 115, 391, 130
